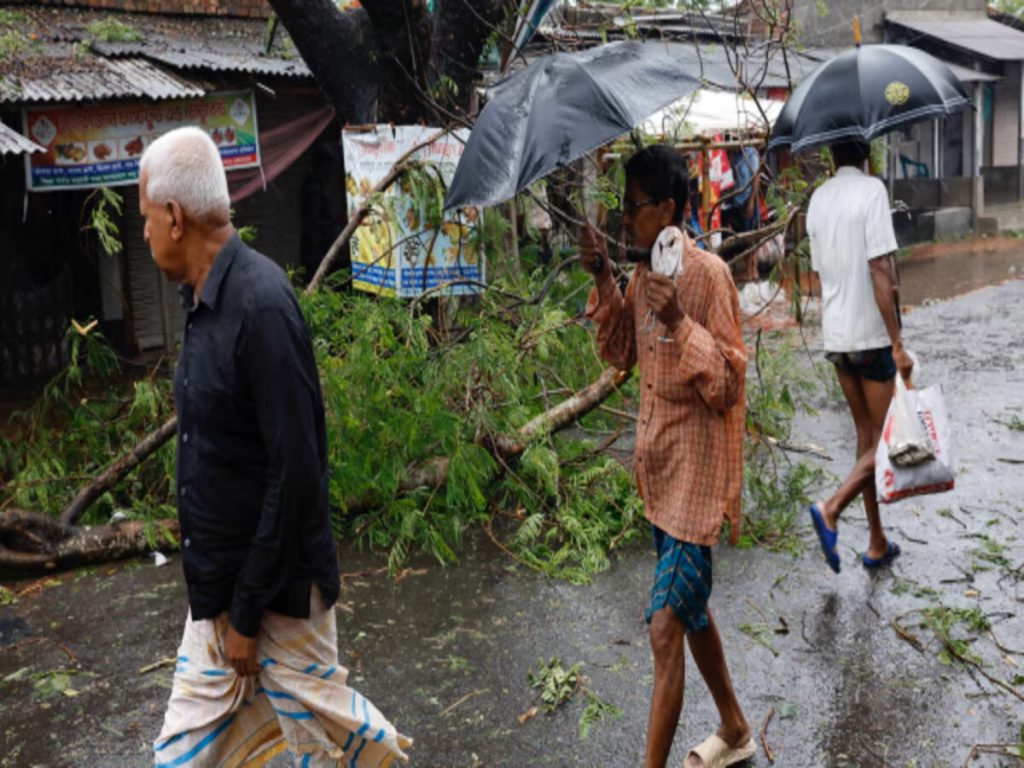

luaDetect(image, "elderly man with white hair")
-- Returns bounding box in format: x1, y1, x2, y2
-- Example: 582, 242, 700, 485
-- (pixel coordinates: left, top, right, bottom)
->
143, 127, 411, 768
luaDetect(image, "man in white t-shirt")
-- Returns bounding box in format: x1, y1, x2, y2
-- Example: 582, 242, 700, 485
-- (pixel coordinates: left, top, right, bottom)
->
805, 141, 914, 574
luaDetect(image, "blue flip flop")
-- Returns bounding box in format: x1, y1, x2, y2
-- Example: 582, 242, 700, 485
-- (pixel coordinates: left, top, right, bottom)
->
862, 541, 901, 569
809, 503, 840, 574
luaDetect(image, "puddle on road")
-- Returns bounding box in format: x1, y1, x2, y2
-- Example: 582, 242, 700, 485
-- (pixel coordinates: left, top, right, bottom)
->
899, 240, 1024, 305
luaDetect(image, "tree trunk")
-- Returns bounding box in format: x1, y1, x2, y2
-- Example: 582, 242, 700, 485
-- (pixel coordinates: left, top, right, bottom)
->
343, 367, 631, 514
266, 0, 379, 124
0, 508, 179, 571
268, 0, 511, 124
60, 416, 178, 526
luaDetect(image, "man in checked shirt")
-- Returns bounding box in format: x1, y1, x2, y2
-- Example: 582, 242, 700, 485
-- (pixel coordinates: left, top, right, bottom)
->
581, 145, 755, 768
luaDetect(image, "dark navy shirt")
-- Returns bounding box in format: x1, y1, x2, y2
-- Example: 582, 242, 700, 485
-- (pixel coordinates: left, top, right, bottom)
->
173, 234, 339, 637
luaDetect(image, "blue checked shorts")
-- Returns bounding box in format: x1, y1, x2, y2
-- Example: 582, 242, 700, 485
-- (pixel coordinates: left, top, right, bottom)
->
645, 524, 713, 633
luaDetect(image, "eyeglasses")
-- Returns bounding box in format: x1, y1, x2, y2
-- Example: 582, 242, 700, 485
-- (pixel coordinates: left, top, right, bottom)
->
620, 198, 658, 216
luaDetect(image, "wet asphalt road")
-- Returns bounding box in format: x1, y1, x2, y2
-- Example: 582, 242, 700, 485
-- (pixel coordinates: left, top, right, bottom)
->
1, 276, 1022, 768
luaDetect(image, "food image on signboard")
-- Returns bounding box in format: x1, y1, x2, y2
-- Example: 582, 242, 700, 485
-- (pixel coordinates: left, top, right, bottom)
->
54, 142, 87, 164
123, 135, 145, 157
211, 128, 224, 145
223, 127, 236, 145
90, 141, 115, 162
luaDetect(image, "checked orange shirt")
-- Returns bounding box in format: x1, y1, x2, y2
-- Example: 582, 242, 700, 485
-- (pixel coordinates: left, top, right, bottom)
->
586, 242, 746, 546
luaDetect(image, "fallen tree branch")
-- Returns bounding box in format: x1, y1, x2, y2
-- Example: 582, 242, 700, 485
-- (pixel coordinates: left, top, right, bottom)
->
342, 368, 632, 515
962, 743, 1024, 767
0, 509, 179, 570
760, 706, 776, 764
60, 417, 178, 526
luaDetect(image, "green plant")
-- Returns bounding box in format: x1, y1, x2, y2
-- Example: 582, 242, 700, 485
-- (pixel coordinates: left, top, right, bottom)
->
84, 187, 125, 258
920, 605, 990, 666
2, 330, 175, 526
0, 29, 26, 59
85, 19, 143, 43
578, 690, 622, 740
739, 333, 828, 552
528, 658, 582, 712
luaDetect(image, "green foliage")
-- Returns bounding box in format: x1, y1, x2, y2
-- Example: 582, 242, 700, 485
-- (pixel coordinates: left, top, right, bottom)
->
920, 605, 990, 666
1, 329, 175, 526
578, 690, 622, 740
85, 188, 125, 258
993, 0, 1024, 18
740, 334, 828, 552
85, 19, 143, 43
0, 586, 15, 606
30, 667, 90, 699
528, 658, 582, 712
300, 264, 638, 579
0, 29, 27, 60
738, 622, 779, 656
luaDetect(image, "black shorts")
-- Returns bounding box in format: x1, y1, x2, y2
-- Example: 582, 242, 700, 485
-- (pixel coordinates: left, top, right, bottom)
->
826, 346, 896, 382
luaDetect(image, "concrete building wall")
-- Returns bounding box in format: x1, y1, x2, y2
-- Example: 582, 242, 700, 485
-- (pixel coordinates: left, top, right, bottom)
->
791, 0, 987, 48
991, 65, 1021, 167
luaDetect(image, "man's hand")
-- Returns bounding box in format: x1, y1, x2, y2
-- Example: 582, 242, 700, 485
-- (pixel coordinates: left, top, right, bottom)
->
224, 625, 260, 677
645, 273, 684, 330
893, 344, 914, 383
580, 224, 609, 277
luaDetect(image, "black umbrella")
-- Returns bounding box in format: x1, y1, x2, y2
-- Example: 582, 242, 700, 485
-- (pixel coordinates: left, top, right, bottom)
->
768, 44, 970, 155
444, 41, 701, 210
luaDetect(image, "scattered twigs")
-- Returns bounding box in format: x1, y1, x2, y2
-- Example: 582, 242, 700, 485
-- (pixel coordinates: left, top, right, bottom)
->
963, 743, 1024, 767
138, 657, 177, 675
439, 688, 489, 718
891, 613, 925, 653
759, 706, 776, 764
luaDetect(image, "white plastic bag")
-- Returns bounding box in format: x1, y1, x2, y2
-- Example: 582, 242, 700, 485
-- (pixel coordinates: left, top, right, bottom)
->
886, 375, 935, 467
876, 372, 954, 504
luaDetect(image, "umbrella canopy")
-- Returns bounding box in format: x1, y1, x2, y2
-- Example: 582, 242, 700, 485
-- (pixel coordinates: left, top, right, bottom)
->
445, 41, 701, 210
642, 88, 785, 139
768, 44, 970, 155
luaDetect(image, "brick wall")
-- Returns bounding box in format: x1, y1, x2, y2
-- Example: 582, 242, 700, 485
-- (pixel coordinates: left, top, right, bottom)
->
21, 0, 273, 19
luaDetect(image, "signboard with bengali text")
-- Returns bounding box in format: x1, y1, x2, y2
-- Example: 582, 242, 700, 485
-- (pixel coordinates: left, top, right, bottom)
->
23, 90, 259, 191
342, 125, 484, 298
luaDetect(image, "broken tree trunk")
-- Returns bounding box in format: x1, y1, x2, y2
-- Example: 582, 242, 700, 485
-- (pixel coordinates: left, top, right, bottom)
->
59, 416, 178, 527
342, 367, 632, 514
0, 508, 179, 571
2, 368, 631, 571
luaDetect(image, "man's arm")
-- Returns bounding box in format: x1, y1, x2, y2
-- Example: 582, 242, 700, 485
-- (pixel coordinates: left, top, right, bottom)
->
581, 225, 637, 372
865, 182, 913, 381
869, 255, 913, 380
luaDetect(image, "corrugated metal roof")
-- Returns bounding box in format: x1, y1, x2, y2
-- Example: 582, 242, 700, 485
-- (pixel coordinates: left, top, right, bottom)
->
0, 120, 44, 155
887, 12, 1024, 61
138, 49, 310, 78
0, 49, 206, 103
0, 6, 311, 105
36, 7, 312, 78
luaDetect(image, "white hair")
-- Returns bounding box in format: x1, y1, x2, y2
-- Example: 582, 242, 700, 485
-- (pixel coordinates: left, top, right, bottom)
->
139, 127, 230, 221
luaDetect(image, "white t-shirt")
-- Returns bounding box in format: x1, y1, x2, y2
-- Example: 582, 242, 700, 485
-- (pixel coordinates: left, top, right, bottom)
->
807, 166, 898, 353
